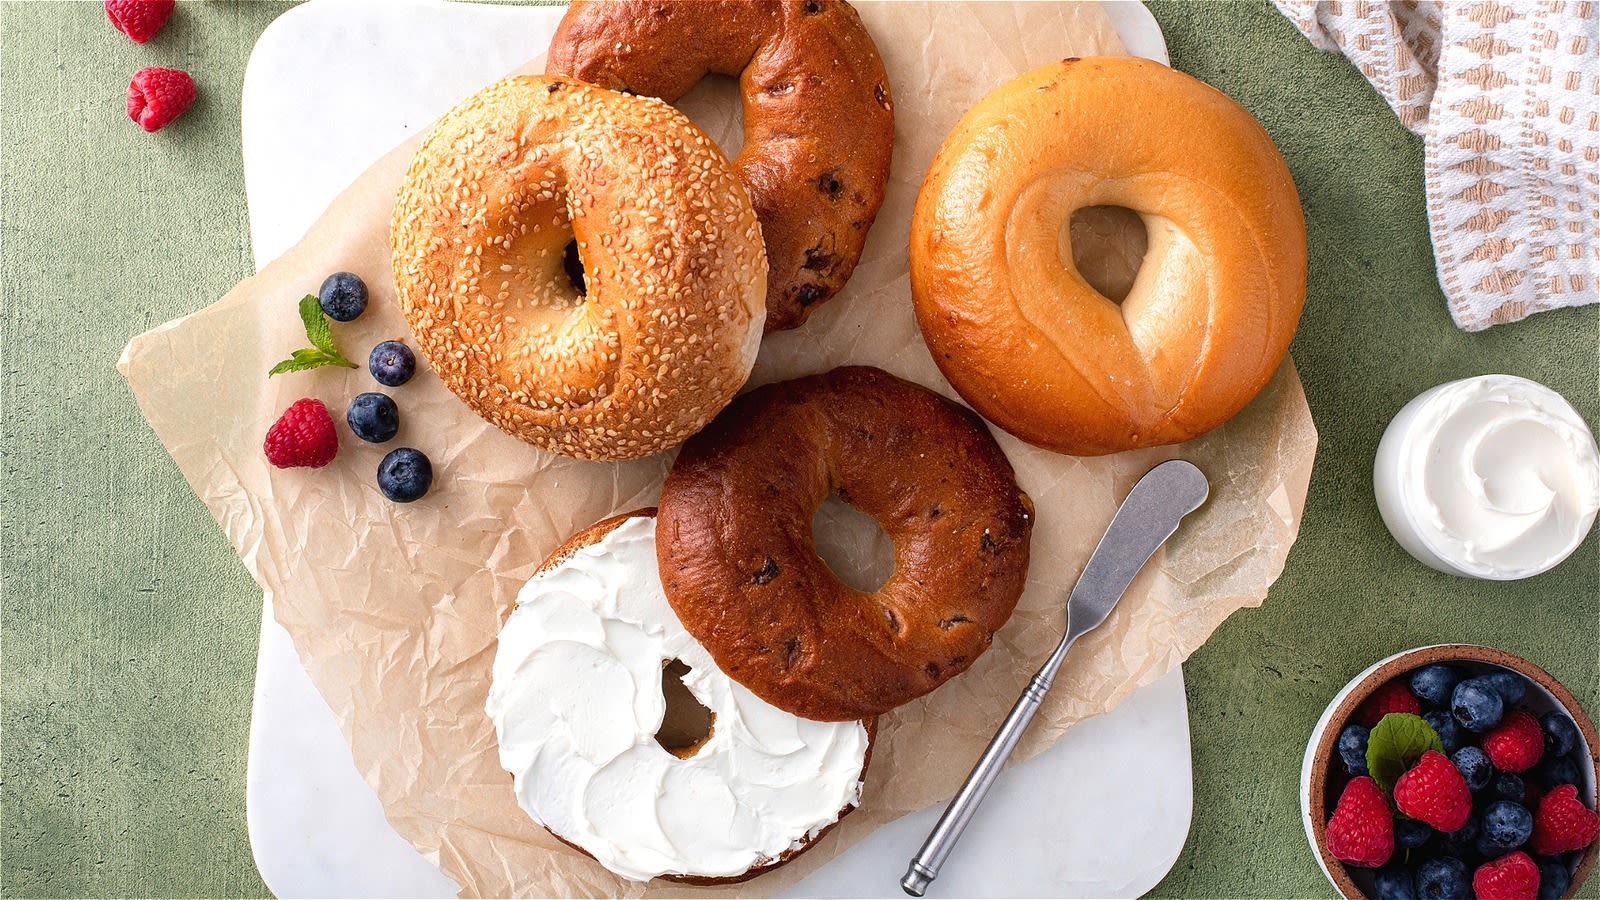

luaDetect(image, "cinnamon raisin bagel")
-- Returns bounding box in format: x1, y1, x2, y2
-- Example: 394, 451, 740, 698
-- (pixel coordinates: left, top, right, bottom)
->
910, 56, 1307, 456
546, 0, 894, 332
486, 509, 874, 884
656, 367, 1034, 722
391, 75, 766, 461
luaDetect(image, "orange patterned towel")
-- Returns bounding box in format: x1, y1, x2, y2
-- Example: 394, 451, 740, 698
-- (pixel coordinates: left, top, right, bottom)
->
1276, 0, 1598, 330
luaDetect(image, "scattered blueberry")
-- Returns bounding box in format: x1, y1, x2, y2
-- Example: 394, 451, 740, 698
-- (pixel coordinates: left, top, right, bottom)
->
1410, 664, 1462, 707
1375, 865, 1418, 900
1473, 831, 1510, 859
1425, 709, 1465, 754
1396, 818, 1434, 849
1541, 711, 1578, 758
368, 340, 416, 386
1482, 671, 1526, 706
377, 447, 432, 502
346, 392, 399, 443
1415, 856, 1469, 900
1452, 678, 1505, 732
1537, 858, 1571, 900
1481, 800, 1533, 849
1533, 751, 1581, 789
1338, 723, 1371, 775
1490, 773, 1525, 803
318, 271, 368, 322
1452, 746, 1494, 792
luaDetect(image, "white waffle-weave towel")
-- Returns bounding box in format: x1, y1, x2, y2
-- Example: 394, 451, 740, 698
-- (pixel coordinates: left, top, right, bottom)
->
1275, 0, 1598, 330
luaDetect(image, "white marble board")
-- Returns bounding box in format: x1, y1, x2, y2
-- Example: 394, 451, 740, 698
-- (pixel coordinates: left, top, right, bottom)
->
239, 2, 1189, 897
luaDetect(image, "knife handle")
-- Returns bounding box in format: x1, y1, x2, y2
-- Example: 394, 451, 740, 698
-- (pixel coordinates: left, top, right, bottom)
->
900, 671, 1051, 896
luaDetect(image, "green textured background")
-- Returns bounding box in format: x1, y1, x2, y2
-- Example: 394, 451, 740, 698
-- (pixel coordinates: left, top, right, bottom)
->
2, 1, 1595, 897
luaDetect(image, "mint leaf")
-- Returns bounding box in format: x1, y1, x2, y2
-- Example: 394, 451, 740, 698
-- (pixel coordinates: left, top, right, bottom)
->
267, 295, 358, 376
1366, 713, 1443, 792
298, 294, 337, 355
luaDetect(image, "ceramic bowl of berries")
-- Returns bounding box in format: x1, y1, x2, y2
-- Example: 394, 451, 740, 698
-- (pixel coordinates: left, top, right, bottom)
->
1303, 644, 1599, 899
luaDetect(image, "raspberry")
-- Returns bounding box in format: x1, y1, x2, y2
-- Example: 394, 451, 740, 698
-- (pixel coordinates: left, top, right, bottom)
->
1472, 851, 1540, 900
1324, 775, 1394, 868
127, 67, 195, 132
1484, 709, 1545, 773
264, 398, 338, 469
1357, 680, 1421, 727
1394, 749, 1472, 832
105, 0, 174, 43
1529, 783, 1600, 855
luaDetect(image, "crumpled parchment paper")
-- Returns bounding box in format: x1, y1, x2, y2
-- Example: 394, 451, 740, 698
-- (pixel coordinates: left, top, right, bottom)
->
119, 3, 1318, 897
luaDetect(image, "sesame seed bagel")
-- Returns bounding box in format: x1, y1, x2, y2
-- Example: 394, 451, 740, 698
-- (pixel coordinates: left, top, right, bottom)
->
546, 0, 894, 332
391, 75, 766, 461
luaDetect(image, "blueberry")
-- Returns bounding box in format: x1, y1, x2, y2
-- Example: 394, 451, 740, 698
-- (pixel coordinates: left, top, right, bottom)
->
1396, 818, 1434, 849
377, 447, 432, 502
1452, 746, 1494, 792
1375, 865, 1418, 900
318, 271, 368, 322
1482, 671, 1527, 706
1338, 723, 1371, 775
1452, 678, 1505, 732
1537, 859, 1571, 900
1410, 664, 1462, 707
1474, 831, 1512, 858
1490, 773, 1525, 802
1541, 712, 1578, 758
346, 392, 399, 443
1415, 856, 1469, 900
1533, 751, 1581, 789
368, 340, 416, 387
1424, 709, 1465, 753
1482, 800, 1533, 849
1437, 821, 1479, 860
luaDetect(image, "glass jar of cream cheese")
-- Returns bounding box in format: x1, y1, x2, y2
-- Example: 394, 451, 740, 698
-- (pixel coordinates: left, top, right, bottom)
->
1374, 374, 1600, 580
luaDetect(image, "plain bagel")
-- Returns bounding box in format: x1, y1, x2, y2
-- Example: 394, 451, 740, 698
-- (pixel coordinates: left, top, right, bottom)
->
546, 0, 894, 332
391, 75, 766, 461
910, 56, 1307, 456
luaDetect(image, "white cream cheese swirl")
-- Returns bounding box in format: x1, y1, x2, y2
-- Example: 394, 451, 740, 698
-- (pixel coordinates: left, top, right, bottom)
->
1377, 375, 1600, 579
486, 516, 870, 882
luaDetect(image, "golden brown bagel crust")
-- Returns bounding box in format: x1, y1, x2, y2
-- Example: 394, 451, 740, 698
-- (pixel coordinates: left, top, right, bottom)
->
391, 76, 766, 461
546, 0, 894, 332
910, 56, 1308, 456
657, 367, 1034, 722
519, 509, 876, 885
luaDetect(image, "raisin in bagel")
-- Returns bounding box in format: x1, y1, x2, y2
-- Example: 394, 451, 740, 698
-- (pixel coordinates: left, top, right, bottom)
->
391, 75, 765, 461
910, 56, 1307, 456
546, 0, 893, 332
657, 367, 1034, 722
486, 509, 873, 884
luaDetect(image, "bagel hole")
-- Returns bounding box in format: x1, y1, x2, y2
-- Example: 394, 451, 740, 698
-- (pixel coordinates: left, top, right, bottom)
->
812, 493, 895, 593
654, 659, 715, 758
1063, 205, 1148, 304
561, 238, 586, 297
675, 72, 745, 160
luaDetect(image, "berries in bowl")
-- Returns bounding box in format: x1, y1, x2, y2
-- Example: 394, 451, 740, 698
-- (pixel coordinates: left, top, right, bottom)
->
1303, 645, 1599, 899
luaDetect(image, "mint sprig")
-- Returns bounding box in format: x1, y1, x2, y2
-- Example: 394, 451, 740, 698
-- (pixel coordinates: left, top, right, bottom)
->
1366, 713, 1443, 792
268, 295, 358, 376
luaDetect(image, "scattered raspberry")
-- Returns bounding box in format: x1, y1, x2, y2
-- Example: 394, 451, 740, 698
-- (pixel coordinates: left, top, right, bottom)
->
127, 66, 195, 132
264, 398, 338, 469
1483, 709, 1544, 773
105, 0, 174, 43
1472, 851, 1540, 900
1325, 775, 1394, 868
1357, 679, 1421, 727
1394, 750, 1472, 832
1529, 783, 1600, 855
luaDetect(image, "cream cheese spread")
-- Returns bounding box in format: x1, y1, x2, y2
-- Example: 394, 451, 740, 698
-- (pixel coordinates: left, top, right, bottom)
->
485, 516, 870, 882
1374, 375, 1600, 579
